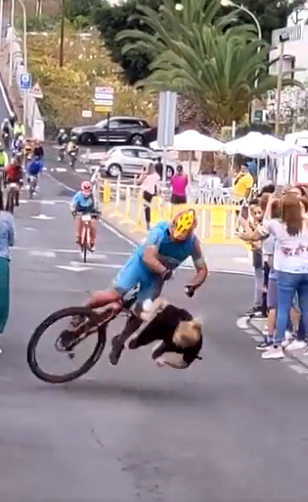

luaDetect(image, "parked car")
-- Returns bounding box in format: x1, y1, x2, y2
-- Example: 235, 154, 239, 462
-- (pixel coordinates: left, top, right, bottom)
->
71, 116, 157, 146
99, 146, 176, 178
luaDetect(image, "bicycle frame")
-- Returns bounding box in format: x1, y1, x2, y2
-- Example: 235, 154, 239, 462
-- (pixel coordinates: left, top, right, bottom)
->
80, 214, 92, 262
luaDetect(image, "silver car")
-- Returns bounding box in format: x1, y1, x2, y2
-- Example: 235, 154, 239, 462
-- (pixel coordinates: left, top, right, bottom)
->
99, 146, 176, 178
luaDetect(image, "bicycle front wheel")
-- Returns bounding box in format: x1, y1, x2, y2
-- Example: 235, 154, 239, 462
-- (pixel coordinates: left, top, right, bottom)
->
27, 306, 107, 384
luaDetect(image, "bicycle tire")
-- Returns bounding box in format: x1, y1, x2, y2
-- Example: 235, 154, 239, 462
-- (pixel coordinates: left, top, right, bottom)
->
27, 306, 107, 384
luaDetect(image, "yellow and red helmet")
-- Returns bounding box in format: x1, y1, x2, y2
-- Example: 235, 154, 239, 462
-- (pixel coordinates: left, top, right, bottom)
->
170, 208, 197, 240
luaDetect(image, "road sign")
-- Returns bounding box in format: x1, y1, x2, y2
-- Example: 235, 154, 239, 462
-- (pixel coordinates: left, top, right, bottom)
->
94, 86, 114, 113
82, 110, 92, 118
157, 91, 177, 148
19, 72, 32, 90
29, 82, 43, 99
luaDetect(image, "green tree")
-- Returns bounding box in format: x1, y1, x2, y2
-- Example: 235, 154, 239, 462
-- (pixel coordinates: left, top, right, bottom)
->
117, 0, 299, 130
93, 0, 302, 84
64, 0, 101, 24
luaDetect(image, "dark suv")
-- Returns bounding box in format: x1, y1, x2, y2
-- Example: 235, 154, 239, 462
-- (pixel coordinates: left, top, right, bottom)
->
71, 116, 157, 146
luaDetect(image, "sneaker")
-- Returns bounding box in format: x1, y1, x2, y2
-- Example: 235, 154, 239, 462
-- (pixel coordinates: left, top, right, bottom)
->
261, 345, 284, 360
109, 335, 124, 365
286, 340, 307, 351
90, 244, 95, 252
281, 330, 295, 348
256, 339, 273, 351
246, 306, 262, 316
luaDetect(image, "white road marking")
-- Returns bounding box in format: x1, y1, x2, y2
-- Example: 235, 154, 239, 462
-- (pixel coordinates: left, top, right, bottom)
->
31, 214, 55, 220
12, 246, 126, 256
75, 168, 88, 173
289, 365, 308, 375
19, 199, 66, 205
236, 316, 249, 330
55, 264, 91, 272
69, 260, 121, 269
29, 250, 56, 258
55, 167, 67, 172
251, 335, 263, 342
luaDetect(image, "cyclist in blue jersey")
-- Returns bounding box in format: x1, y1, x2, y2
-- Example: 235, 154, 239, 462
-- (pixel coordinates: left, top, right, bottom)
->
71, 209, 208, 364
70, 180, 99, 250
27, 154, 43, 181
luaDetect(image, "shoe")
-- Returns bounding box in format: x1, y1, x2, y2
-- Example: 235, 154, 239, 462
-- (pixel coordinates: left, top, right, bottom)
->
256, 339, 273, 351
286, 340, 307, 351
246, 306, 262, 317
109, 335, 124, 365
261, 345, 284, 360
90, 244, 95, 252
281, 330, 294, 348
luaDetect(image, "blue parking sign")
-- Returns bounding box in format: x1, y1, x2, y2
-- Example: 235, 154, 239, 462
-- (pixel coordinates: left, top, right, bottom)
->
19, 72, 32, 90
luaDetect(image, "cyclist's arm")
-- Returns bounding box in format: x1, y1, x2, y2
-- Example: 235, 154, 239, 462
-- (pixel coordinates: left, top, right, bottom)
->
188, 236, 208, 289
142, 227, 168, 276
70, 192, 79, 212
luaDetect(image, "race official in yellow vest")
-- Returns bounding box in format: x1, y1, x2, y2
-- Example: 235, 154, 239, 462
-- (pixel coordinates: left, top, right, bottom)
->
13, 122, 25, 137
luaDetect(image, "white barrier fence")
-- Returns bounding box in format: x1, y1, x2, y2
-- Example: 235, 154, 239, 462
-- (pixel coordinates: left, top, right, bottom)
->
6, 27, 45, 141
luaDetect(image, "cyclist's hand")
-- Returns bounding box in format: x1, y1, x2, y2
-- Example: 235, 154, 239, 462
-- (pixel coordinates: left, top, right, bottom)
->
184, 285, 195, 298
162, 269, 172, 281
71, 211, 77, 218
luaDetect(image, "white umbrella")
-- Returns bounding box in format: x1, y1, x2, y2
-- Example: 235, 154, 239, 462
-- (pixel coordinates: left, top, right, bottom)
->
150, 129, 223, 152
222, 131, 306, 158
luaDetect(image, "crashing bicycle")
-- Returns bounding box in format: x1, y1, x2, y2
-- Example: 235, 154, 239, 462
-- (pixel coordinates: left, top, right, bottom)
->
27, 209, 208, 384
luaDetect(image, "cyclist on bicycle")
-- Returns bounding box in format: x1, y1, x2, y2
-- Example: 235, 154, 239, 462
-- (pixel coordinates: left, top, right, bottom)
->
33, 139, 44, 160
70, 181, 99, 251
27, 154, 43, 188
70, 209, 208, 365
4, 156, 23, 209
1, 118, 10, 142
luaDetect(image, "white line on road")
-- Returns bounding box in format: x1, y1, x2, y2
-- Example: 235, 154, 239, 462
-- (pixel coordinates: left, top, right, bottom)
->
289, 365, 308, 375
55, 167, 67, 172
12, 246, 127, 256
29, 250, 57, 258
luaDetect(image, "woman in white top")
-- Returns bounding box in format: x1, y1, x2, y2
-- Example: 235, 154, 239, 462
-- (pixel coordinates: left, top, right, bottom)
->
137, 162, 160, 230
240, 194, 308, 360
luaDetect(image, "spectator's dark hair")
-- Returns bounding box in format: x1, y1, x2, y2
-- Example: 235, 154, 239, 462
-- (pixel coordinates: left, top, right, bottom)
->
0, 190, 3, 211
259, 184, 275, 196
249, 198, 259, 206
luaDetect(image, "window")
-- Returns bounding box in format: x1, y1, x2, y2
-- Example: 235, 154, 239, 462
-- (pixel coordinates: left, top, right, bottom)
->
137, 148, 153, 159
118, 118, 142, 128
109, 120, 121, 129
122, 148, 138, 158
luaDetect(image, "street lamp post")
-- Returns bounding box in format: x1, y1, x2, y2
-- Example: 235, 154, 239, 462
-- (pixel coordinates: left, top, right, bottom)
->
275, 31, 290, 137
220, 0, 262, 123
0, 0, 4, 51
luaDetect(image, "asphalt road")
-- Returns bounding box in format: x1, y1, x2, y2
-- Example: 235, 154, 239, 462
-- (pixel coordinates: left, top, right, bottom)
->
1, 173, 308, 502
2, 70, 308, 501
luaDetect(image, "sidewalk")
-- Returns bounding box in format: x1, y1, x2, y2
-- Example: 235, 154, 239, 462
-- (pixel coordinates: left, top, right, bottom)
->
102, 198, 253, 275
250, 317, 308, 367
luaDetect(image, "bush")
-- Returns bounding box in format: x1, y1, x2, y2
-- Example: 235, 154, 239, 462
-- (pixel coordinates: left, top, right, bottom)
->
27, 26, 157, 131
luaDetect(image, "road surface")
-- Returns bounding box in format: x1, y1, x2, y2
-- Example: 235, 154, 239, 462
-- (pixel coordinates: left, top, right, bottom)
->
1, 174, 308, 502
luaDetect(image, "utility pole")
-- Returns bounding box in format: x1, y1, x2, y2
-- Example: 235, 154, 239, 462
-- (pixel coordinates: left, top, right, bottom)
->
59, 0, 65, 67
275, 31, 290, 136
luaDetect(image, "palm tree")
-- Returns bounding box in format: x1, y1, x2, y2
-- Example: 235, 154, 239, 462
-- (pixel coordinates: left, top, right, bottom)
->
117, 0, 299, 132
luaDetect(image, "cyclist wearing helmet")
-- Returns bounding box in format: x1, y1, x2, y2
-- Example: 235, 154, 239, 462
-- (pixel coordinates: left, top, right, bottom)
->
70, 181, 99, 251
67, 208, 208, 365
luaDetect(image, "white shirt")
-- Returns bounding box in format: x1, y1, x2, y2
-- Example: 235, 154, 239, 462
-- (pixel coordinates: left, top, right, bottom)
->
140, 173, 160, 195
260, 219, 308, 273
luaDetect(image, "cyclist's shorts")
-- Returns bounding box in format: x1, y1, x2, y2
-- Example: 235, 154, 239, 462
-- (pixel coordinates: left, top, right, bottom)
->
113, 256, 163, 303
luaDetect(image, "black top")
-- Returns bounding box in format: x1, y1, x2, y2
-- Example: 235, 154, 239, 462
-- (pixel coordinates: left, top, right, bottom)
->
128, 304, 202, 366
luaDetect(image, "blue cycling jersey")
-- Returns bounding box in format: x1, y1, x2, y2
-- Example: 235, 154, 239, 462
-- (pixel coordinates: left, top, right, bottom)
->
113, 221, 201, 302
71, 191, 95, 213
27, 159, 43, 176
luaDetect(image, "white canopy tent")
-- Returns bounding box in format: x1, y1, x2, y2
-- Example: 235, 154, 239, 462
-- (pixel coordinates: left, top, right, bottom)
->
150, 129, 223, 152
222, 132, 306, 158
150, 130, 224, 181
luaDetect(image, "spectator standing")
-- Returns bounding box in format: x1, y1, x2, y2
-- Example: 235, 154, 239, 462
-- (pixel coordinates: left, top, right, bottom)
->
170, 165, 188, 204
137, 162, 160, 230
232, 165, 254, 202
0, 189, 15, 352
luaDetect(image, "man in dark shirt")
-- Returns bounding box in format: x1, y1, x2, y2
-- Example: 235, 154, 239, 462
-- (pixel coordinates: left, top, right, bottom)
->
126, 301, 202, 368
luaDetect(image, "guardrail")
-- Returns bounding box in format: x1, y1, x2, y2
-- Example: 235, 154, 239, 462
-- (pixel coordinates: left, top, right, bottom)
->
99, 177, 247, 247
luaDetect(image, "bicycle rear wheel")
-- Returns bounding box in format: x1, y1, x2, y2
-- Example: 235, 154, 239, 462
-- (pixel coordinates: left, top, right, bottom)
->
27, 306, 107, 384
